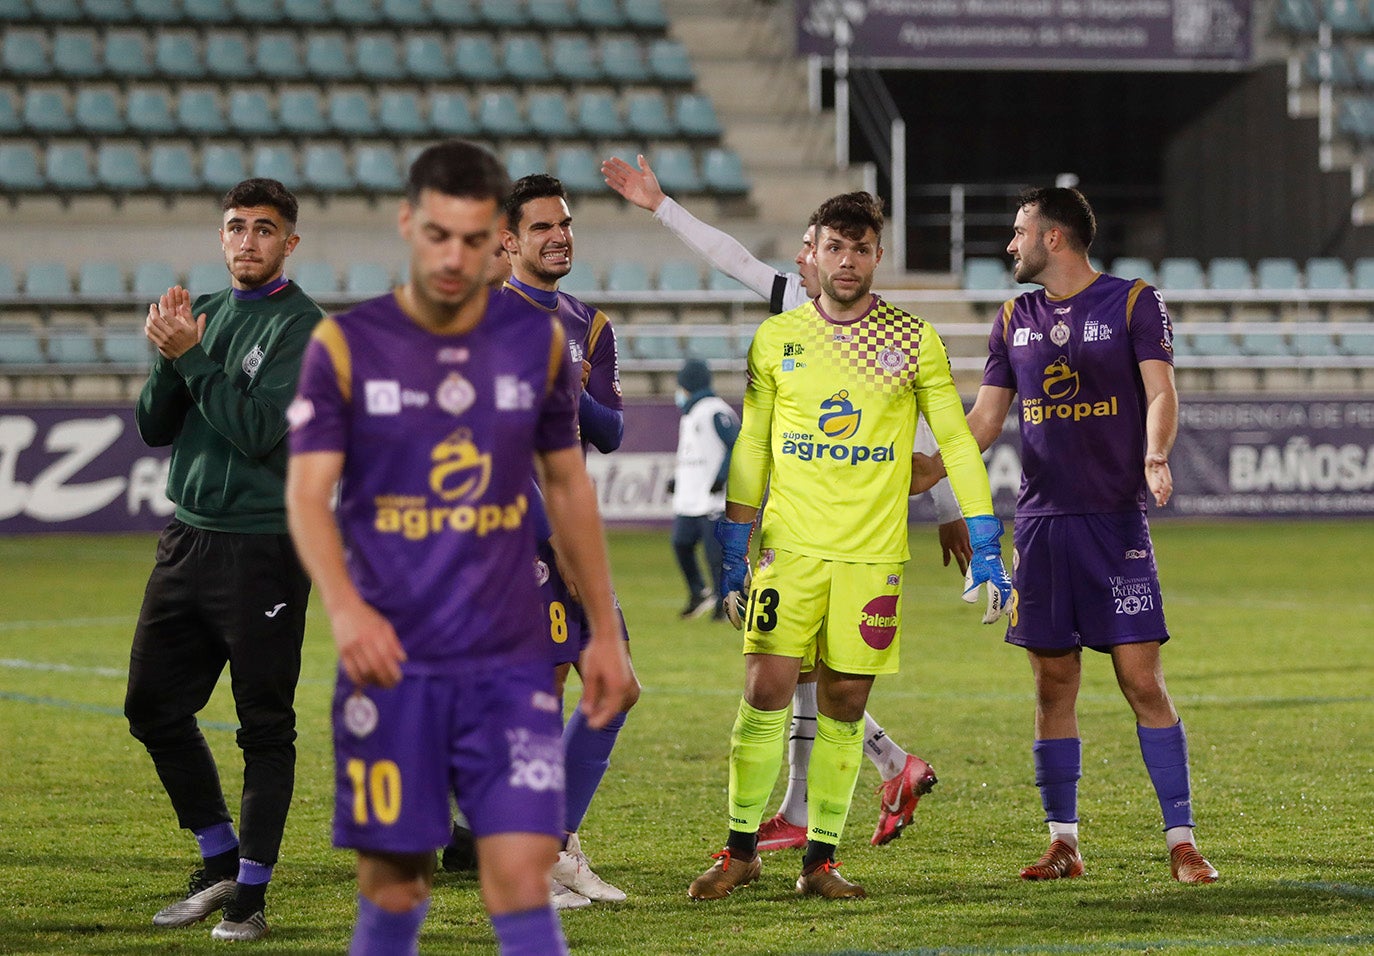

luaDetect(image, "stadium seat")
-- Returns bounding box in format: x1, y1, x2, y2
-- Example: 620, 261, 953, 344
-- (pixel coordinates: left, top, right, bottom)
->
255, 33, 308, 80
1256, 257, 1302, 290
103, 323, 153, 365
0, 144, 44, 192
302, 144, 354, 191
96, 142, 148, 191
502, 34, 552, 83
356, 36, 406, 81
626, 91, 675, 137
1207, 257, 1253, 289
0, 322, 45, 365
1158, 257, 1206, 290
77, 261, 126, 296
708, 269, 748, 291
1324, 0, 1370, 34
577, 0, 626, 28
291, 260, 338, 295
83, 0, 136, 20
648, 39, 695, 84
24, 88, 75, 135
1292, 332, 1342, 357
333, 0, 384, 25
429, 0, 480, 26
1181, 331, 1240, 357
279, 89, 330, 135
631, 333, 680, 360
1352, 257, 1374, 288
281, 0, 332, 23
1238, 330, 1289, 356
329, 90, 378, 136
132, 261, 178, 298
675, 93, 722, 138
381, 0, 430, 25
75, 88, 126, 135
0, 263, 14, 296
599, 37, 648, 84
1338, 95, 1374, 140
1340, 329, 1374, 355
576, 91, 624, 137
47, 321, 102, 365
657, 259, 702, 291
204, 33, 251, 79
345, 262, 393, 296
688, 333, 736, 360
553, 145, 603, 193
1272, 0, 1319, 32
963, 257, 1009, 290
228, 89, 279, 136
1353, 45, 1374, 87
478, 91, 528, 137
104, 29, 154, 78
624, 0, 669, 30
202, 144, 248, 191
378, 90, 428, 137
605, 261, 651, 291
188, 261, 228, 294
1304, 257, 1350, 289
0, 0, 25, 17
46, 143, 96, 191
183, 0, 235, 22
354, 145, 403, 193
528, 91, 578, 138
155, 31, 206, 80
126, 88, 178, 138
31, 0, 81, 19
455, 35, 503, 83
131, 0, 181, 21
529, 0, 577, 28
306, 34, 353, 81
405, 34, 452, 81
479, 0, 527, 26
504, 145, 547, 180
549, 36, 600, 84
177, 88, 226, 136
0, 92, 17, 135
25, 261, 74, 297
149, 144, 201, 191
1304, 45, 1357, 86
230, 0, 280, 20
251, 143, 300, 188
429, 91, 478, 136
702, 148, 749, 194
559, 259, 600, 293
2, 29, 49, 79
52, 30, 102, 79
1110, 256, 1157, 285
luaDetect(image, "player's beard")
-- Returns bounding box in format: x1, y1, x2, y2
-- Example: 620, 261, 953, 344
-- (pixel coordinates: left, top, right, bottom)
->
418, 268, 481, 314
1013, 243, 1048, 284
522, 247, 572, 286
227, 250, 285, 290
820, 269, 872, 308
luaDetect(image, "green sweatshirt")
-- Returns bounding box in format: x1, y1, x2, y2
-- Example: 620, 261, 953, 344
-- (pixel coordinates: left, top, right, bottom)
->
135, 281, 325, 533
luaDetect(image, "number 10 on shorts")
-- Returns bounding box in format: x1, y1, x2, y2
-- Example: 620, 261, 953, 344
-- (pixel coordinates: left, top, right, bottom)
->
347, 758, 402, 825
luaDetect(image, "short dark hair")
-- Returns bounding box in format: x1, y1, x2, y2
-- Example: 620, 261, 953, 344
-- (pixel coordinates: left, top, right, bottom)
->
811, 191, 884, 243
1017, 186, 1096, 251
222, 178, 298, 230
504, 173, 568, 232
406, 139, 511, 207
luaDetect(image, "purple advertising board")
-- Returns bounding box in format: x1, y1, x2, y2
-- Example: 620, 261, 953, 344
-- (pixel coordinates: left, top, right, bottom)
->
796, 0, 1252, 69
2, 396, 1372, 534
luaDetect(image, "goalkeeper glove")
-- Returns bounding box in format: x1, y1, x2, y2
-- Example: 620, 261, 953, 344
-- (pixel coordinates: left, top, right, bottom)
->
714, 516, 754, 630
963, 515, 1012, 624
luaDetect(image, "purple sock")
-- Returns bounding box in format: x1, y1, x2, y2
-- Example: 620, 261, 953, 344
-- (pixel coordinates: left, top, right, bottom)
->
192, 822, 238, 858
491, 906, 567, 956
1033, 737, 1081, 824
1138, 721, 1195, 829
349, 895, 428, 956
562, 708, 627, 834
237, 859, 272, 886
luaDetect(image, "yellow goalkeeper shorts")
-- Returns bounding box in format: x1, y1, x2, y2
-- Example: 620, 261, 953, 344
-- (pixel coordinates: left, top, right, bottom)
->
741, 548, 904, 676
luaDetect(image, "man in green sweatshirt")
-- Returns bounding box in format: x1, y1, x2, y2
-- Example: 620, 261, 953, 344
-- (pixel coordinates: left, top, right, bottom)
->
124, 178, 325, 943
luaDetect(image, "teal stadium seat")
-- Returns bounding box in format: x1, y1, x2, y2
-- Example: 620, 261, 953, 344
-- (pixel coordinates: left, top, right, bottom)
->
228, 89, 279, 136
504, 145, 547, 180
1323, 0, 1370, 34
0, 263, 14, 296
577, 0, 626, 29
576, 91, 624, 137
1305, 257, 1350, 289
132, 0, 181, 21
149, 144, 201, 191
650, 147, 701, 193
282, 0, 332, 23
478, 91, 528, 137
255, 33, 308, 80
303, 144, 354, 191
0, 92, 17, 135
708, 269, 746, 291
529, 0, 577, 29
356, 36, 406, 82
1353, 258, 1374, 288
103, 323, 153, 366
177, 88, 225, 136
0, 0, 26, 16
32, 0, 81, 19
1340, 330, 1374, 356
626, 91, 675, 137
599, 37, 648, 84
75, 88, 125, 135
279, 89, 330, 135
479, 0, 528, 27
657, 259, 702, 291
1158, 257, 1206, 290
455, 35, 503, 83
405, 35, 452, 81
329, 90, 378, 136
231, 0, 281, 20
688, 334, 736, 361
632, 333, 680, 361
963, 257, 1009, 290
382, 0, 430, 26
378, 90, 428, 137
252, 144, 300, 188
1178, 331, 1240, 358
1304, 45, 1357, 86
429, 91, 478, 136
333, 0, 385, 26
559, 260, 599, 293
675, 93, 722, 137
155, 32, 206, 81
624, 0, 669, 30
104, 29, 155, 79
25, 88, 75, 135
183, 0, 235, 23
46, 143, 96, 191
126, 86, 177, 135
188, 261, 228, 294
202, 144, 248, 191
0, 323, 45, 365
307, 34, 354, 81
1339, 96, 1374, 140
1292, 332, 1342, 357
2, 28, 48, 78
355, 145, 403, 193
96, 142, 148, 191
82, 0, 136, 22
48, 322, 102, 365
25, 262, 73, 297
0, 144, 43, 192
553, 145, 603, 193
52, 30, 102, 79
648, 39, 695, 84
502, 34, 553, 83
1256, 257, 1302, 289
1273, 0, 1319, 32
132, 261, 178, 298
346, 262, 393, 296
551, 35, 600, 82
291, 261, 338, 295
204, 33, 251, 79
702, 148, 749, 194
606, 261, 651, 291
1206, 257, 1253, 289
1238, 330, 1289, 357
1353, 45, 1374, 86
429, 0, 480, 26
1110, 257, 1156, 285
78, 261, 126, 296
528, 92, 577, 138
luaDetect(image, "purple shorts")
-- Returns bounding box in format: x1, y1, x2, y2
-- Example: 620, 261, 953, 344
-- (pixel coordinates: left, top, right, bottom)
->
1006, 511, 1170, 653
331, 661, 565, 853
538, 540, 630, 667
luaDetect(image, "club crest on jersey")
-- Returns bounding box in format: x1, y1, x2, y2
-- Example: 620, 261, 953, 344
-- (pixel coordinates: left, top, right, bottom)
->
1050, 320, 1071, 346
1042, 356, 1080, 400
343, 693, 379, 738
534, 557, 550, 586
241, 344, 265, 378
759, 548, 776, 569
818, 389, 862, 440
878, 348, 908, 373
437, 371, 476, 416
430, 428, 491, 501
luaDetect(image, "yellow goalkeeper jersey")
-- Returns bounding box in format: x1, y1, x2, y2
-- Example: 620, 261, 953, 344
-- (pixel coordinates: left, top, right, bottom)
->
729, 295, 993, 563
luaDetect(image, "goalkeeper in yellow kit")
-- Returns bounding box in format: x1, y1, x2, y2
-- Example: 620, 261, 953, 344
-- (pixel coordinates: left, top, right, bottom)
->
687, 192, 1012, 901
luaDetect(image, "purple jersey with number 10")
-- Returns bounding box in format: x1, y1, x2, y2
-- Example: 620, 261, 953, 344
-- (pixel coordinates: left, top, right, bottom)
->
289, 288, 581, 672
983, 273, 1175, 516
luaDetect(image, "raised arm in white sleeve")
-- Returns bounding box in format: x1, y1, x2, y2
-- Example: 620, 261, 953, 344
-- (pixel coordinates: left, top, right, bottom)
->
654, 196, 780, 299
915, 414, 962, 524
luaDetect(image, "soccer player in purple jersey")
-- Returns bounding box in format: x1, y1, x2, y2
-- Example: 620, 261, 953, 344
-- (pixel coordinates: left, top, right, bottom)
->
497, 173, 642, 907
285, 140, 632, 956
947, 187, 1217, 884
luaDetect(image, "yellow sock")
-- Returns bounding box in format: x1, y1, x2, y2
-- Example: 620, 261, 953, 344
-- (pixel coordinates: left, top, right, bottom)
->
806, 712, 865, 846
727, 699, 789, 834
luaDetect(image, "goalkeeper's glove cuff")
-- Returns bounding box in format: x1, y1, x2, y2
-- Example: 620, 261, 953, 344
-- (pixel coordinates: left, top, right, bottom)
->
964, 515, 1012, 624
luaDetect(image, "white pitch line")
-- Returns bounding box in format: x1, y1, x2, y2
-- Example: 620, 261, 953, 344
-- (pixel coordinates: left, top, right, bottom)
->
0, 616, 131, 631
0, 658, 128, 679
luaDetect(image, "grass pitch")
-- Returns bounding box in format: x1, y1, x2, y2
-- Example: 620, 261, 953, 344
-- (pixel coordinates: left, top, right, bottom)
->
1, 520, 1372, 954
